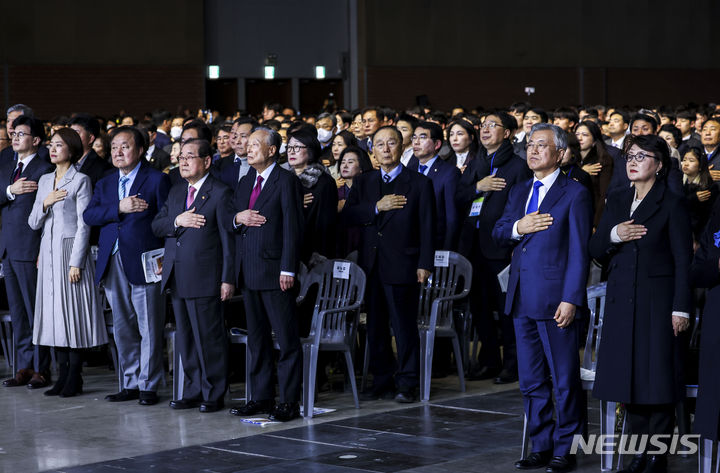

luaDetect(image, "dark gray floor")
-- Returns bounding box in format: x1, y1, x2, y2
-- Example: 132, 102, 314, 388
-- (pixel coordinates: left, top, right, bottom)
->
45, 390, 698, 473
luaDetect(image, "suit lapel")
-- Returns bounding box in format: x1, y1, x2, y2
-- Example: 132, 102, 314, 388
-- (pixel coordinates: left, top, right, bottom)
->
192, 175, 213, 213
379, 167, 411, 229
252, 165, 279, 213
629, 180, 664, 225
129, 163, 149, 196
537, 171, 568, 214
22, 154, 46, 179
56, 166, 77, 190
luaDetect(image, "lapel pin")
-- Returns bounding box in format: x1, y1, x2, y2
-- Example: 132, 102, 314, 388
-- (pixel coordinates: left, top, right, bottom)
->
202, 195, 206, 200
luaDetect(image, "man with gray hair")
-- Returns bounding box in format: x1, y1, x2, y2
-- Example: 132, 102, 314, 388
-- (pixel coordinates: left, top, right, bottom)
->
493, 123, 593, 472
229, 127, 304, 422
1, 104, 49, 163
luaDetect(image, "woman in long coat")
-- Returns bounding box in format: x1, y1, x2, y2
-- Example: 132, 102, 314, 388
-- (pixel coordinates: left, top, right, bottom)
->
29, 128, 107, 397
690, 199, 720, 443
589, 134, 692, 473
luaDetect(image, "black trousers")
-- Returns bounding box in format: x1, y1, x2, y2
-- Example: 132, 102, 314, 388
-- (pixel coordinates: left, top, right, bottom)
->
242, 287, 302, 403
171, 281, 228, 404
626, 403, 675, 451
366, 273, 420, 391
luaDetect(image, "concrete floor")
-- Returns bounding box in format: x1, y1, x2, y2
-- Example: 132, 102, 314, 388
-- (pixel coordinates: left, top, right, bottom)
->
0, 357, 699, 473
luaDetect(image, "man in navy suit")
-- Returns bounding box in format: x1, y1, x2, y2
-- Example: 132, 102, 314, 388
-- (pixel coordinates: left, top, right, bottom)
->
84, 126, 171, 406
0, 116, 54, 388
152, 138, 235, 413
343, 126, 436, 403
0, 104, 50, 164
493, 124, 592, 473
69, 114, 112, 188
456, 112, 532, 384
228, 127, 305, 422
406, 121, 461, 250
215, 117, 257, 190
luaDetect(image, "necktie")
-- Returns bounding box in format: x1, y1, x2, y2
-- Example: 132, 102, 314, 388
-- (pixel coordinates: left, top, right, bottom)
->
526, 181, 544, 214
418, 164, 428, 175
12, 162, 23, 183
186, 186, 196, 209
382, 174, 390, 183
248, 175, 264, 209
112, 176, 130, 255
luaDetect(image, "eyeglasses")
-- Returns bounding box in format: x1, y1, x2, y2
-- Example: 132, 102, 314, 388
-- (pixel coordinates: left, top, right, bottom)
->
177, 154, 205, 162
286, 145, 307, 153
480, 122, 504, 130
10, 131, 31, 139
411, 134, 429, 142
525, 141, 553, 151
624, 152, 656, 163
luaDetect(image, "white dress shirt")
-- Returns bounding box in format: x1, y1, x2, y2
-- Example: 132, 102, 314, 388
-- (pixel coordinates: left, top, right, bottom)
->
6, 153, 37, 200
511, 168, 561, 239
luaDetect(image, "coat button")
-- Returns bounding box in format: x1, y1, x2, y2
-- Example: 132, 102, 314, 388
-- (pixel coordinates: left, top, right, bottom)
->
522, 248, 526, 252
378, 232, 382, 237
176, 241, 180, 247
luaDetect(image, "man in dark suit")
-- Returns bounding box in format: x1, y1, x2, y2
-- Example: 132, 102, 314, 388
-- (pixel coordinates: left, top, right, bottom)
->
215, 117, 256, 189
0, 104, 50, 164
228, 127, 305, 422
84, 126, 171, 406
493, 124, 592, 473
152, 138, 235, 413
152, 110, 172, 152
343, 126, 436, 403
138, 121, 172, 171
0, 116, 54, 388
701, 117, 720, 182
69, 114, 112, 186
406, 121, 461, 250
456, 112, 532, 384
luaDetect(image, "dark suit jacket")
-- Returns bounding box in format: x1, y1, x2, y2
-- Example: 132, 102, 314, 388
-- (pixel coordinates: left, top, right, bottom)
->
233, 164, 304, 291
342, 166, 436, 285
0, 145, 50, 164
608, 144, 683, 195
407, 156, 461, 250
590, 181, 692, 404
214, 155, 245, 190
78, 150, 113, 187
146, 146, 171, 171
0, 154, 54, 261
154, 131, 171, 151
456, 141, 532, 260
152, 174, 235, 298
168, 166, 183, 186
493, 171, 593, 318
83, 162, 171, 285
299, 165, 338, 261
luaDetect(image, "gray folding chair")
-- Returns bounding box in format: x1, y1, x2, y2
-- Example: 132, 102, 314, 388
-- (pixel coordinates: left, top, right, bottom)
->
298, 259, 365, 417
0, 310, 14, 373
418, 251, 471, 402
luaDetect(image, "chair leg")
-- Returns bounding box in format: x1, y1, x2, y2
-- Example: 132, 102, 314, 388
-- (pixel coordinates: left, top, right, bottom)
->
343, 349, 360, 409
172, 331, 184, 401
521, 413, 530, 459
244, 341, 251, 403
108, 337, 122, 392
420, 330, 435, 402
0, 322, 9, 371
302, 344, 319, 418
451, 336, 465, 393
600, 400, 616, 471
361, 332, 370, 392
616, 406, 628, 470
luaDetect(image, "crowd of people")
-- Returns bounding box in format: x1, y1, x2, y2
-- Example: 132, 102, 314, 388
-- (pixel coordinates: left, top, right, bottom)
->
1, 99, 720, 473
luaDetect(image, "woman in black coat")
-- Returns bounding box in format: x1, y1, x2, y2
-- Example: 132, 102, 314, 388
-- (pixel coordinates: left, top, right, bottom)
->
287, 129, 338, 264
690, 199, 720, 443
589, 134, 692, 473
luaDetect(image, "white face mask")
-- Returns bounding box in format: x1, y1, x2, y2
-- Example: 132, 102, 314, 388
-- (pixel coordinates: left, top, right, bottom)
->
336, 124, 343, 133
279, 142, 287, 154
170, 126, 183, 140
317, 128, 333, 143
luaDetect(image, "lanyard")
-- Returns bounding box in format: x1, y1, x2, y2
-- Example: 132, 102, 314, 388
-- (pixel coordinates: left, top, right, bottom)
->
489, 152, 497, 175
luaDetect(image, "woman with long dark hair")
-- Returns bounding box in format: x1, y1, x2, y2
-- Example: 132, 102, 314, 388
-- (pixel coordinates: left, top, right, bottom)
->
590, 134, 692, 473
681, 145, 717, 240
446, 119, 479, 172
576, 120, 614, 226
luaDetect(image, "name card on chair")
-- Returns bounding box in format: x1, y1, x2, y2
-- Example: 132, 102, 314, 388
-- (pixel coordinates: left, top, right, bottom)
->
333, 261, 351, 279
434, 251, 450, 267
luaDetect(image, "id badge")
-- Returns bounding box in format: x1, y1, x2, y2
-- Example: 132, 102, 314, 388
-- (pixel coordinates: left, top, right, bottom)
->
468, 196, 484, 217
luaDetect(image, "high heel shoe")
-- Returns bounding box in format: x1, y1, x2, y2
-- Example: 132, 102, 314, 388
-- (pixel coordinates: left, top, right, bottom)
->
45, 350, 69, 396
59, 374, 83, 397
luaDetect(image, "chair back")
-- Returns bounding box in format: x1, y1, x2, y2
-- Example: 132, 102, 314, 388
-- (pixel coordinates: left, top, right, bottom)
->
582, 282, 607, 373
418, 251, 472, 330
298, 259, 366, 346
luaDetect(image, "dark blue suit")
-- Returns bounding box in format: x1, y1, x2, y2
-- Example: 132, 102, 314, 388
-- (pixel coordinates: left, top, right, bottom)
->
493, 170, 592, 456
608, 144, 683, 196
407, 156, 461, 250
154, 131, 171, 152
0, 153, 54, 373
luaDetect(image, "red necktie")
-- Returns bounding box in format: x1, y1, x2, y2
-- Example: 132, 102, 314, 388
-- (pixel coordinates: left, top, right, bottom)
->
186, 186, 196, 209
12, 162, 23, 183
248, 175, 264, 209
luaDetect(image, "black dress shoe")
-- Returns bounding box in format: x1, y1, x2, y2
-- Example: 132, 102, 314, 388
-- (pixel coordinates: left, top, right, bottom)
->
618, 453, 646, 473
545, 454, 576, 473
494, 368, 519, 384
105, 389, 140, 402
169, 398, 201, 410
515, 450, 552, 470
394, 389, 418, 403
229, 399, 275, 416
468, 365, 501, 381
269, 402, 300, 422
199, 399, 225, 413
138, 391, 159, 405
359, 387, 395, 401
642, 455, 667, 473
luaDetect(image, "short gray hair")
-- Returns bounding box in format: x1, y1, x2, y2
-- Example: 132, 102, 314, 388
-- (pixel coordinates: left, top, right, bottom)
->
317, 112, 336, 126
7, 104, 33, 118
254, 126, 282, 159
528, 123, 567, 150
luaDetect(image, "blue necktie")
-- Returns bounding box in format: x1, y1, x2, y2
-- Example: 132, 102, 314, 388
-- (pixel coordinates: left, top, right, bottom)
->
418, 164, 428, 175
112, 176, 130, 255
526, 181, 543, 214
383, 174, 390, 183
